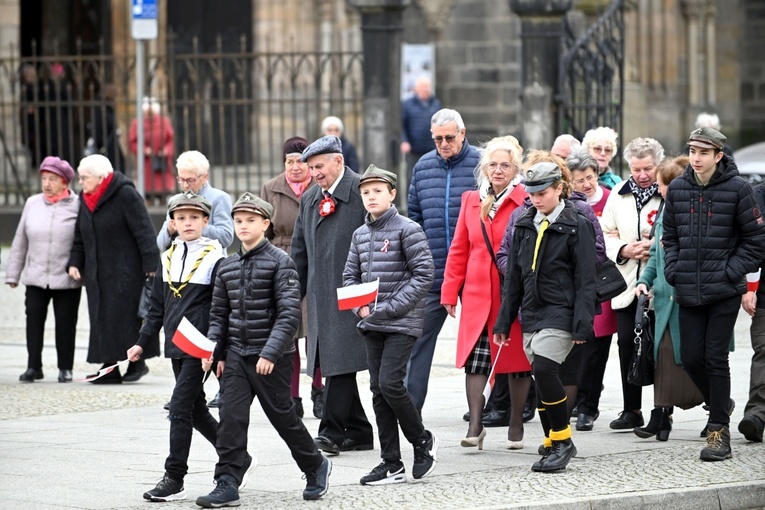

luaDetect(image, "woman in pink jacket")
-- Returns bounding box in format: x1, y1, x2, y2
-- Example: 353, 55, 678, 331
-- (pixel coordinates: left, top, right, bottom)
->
442, 136, 531, 450
6, 157, 82, 383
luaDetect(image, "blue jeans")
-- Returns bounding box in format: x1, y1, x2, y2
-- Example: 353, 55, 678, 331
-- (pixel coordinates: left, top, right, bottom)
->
165, 357, 218, 481
405, 291, 448, 412
366, 331, 425, 461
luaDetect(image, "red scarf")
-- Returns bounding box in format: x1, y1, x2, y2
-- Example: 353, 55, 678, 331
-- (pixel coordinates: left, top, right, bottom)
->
45, 188, 70, 204
83, 173, 114, 212
285, 173, 313, 199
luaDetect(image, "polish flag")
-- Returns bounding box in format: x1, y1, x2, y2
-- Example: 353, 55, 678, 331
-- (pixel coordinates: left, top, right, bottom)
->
172, 317, 215, 359
337, 279, 380, 311
76, 360, 128, 382
482, 344, 505, 408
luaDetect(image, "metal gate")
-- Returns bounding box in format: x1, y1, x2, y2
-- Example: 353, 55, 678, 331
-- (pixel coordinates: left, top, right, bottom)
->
557, 0, 625, 172
0, 38, 363, 204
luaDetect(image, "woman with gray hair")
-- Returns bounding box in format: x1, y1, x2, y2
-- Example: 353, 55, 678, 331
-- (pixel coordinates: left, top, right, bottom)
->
599, 137, 665, 430
566, 149, 618, 431
321, 115, 359, 172
582, 127, 621, 189
67, 155, 160, 383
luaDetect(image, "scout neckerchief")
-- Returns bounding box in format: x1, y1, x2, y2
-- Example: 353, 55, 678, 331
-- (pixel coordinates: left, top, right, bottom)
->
166, 242, 215, 298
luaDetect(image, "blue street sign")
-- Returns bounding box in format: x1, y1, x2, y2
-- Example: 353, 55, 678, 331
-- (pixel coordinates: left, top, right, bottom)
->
132, 0, 158, 20
131, 0, 158, 39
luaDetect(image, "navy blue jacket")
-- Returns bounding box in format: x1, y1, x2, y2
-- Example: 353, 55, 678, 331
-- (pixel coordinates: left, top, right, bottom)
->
402, 95, 442, 155
407, 142, 479, 291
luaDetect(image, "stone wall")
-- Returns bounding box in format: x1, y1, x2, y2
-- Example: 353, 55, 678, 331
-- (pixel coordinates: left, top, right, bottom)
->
740, 0, 765, 145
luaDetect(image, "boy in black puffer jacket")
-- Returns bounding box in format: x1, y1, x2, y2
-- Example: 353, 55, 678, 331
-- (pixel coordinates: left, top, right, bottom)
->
197, 192, 331, 508
663, 127, 765, 462
343, 165, 436, 486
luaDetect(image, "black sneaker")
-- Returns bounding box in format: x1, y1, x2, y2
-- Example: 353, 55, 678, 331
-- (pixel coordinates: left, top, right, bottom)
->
412, 430, 438, 480
143, 475, 186, 502
303, 456, 331, 500
609, 410, 644, 430
195, 474, 239, 508
700, 425, 732, 461
360, 461, 407, 486
738, 415, 764, 443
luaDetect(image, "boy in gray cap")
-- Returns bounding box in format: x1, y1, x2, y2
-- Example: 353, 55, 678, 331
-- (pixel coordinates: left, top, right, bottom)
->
198, 192, 331, 507
663, 127, 765, 461
127, 191, 230, 502
343, 165, 437, 485
493, 161, 597, 473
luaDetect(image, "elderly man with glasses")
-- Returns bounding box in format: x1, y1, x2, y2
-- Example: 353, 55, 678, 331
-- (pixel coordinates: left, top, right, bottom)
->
156, 150, 233, 252
406, 108, 479, 413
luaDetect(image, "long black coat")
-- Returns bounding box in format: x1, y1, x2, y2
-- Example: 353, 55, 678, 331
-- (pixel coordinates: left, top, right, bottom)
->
68, 172, 159, 363
291, 168, 368, 377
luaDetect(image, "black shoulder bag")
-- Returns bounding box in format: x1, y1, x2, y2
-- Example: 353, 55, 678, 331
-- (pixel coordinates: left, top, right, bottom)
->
480, 220, 504, 290
627, 292, 655, 386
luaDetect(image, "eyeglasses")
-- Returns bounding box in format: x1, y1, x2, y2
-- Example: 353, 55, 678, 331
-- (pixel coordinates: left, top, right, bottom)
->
177, 176, 203, 185
591, 145, 613, 155
488, 162, 514, 172
572, 174, 598, 186
77, 174, 95, 182
432, 132, 460, 144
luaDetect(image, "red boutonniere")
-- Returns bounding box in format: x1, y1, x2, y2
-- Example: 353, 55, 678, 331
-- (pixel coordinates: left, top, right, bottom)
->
646, 209, 658, 226
381, 239, 390, 253
319, 196, 335, 217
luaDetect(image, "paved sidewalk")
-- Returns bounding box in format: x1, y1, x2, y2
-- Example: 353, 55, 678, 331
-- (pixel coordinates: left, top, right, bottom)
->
0, 256, 764, 509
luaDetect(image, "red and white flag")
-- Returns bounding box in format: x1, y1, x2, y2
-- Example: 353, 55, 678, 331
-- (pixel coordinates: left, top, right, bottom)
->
337, 279, 380, 311
172, 317, 215, 359
482, 344, 505, 408
76, 360, 128, 383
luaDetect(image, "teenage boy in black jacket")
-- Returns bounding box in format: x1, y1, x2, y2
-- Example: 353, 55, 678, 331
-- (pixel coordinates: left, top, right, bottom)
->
127, 192, 231, 502
197, 192, 331, 508
663, 127, 765, 461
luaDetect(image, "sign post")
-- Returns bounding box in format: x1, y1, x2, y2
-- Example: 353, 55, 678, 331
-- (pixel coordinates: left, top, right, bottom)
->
131, 0, 158, 199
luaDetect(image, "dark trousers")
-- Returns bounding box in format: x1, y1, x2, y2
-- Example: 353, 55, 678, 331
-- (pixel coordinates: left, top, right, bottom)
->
679, 295, 740, 426
215, 351, 323, 482
406, 291, 448, 411
365, 331, 425, 462
165, 357, 218, 481
318, 372, 374, 446
746, 308, 765, 422
616, 302, 644, 411
578, 334, 613, 415
25, 286, 81, 370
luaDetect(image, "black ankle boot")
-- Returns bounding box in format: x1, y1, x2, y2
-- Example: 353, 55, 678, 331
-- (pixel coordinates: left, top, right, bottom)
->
655, 406, 673, 441
634, 406, 672, 440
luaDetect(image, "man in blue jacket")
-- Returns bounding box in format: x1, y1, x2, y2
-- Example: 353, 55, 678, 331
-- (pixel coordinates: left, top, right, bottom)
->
406, 108, 478, 412
401, 76, 442, 184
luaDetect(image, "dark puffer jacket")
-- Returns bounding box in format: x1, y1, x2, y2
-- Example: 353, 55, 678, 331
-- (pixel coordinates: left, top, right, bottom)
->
208, 238, 301, 363
663, 156, 765, 307
407, 141, 479, 291
343, 206, 434, 338
752, 183, 765, 308
493, 200, 597, 341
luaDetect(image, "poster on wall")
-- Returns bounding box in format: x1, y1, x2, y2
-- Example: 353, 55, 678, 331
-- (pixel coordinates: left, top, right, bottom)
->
401, 43, 436, 101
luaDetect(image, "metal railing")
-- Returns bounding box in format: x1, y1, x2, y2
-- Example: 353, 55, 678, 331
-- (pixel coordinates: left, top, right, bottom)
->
557, 0, 625, 172
0, 37, 363, 205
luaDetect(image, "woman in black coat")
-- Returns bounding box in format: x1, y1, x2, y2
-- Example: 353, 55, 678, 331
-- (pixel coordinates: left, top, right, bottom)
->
67, 154, 160, 383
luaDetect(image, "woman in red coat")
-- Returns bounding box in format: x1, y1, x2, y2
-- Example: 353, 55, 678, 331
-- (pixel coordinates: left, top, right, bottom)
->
128, 97, 176, 204
442, 136, 531, 450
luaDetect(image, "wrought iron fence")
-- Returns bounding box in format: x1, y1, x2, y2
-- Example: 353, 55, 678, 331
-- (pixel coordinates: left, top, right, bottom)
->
557, 0, 625, 173
0, 37, 363, 205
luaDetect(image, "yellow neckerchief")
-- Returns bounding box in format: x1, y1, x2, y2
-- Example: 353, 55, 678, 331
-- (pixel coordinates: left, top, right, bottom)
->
165, 242, 215, 298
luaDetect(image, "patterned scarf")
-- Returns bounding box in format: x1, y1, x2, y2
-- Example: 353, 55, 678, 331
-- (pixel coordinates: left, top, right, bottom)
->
627, 177, 659, 213
285, 173, 313, 199
479, 175, 520, 219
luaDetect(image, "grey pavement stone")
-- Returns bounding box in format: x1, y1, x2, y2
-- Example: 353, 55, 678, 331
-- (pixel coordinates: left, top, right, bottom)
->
1, 250, 764, 509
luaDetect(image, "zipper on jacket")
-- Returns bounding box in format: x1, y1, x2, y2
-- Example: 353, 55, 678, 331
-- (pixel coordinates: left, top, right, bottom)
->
696, 191, 704, 304
444, 163, 452, 250
239, 258, 248, 345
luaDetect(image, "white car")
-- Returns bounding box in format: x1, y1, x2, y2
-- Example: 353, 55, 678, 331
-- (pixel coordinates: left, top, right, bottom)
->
734, 142, 765, 186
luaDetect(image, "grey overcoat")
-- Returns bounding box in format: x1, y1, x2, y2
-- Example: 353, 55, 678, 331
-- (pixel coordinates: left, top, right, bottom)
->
291, 168, 367, 377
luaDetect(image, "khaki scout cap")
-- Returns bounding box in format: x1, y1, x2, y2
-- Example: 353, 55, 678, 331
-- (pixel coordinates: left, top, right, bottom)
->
231, 192, 273, 219
359, 164, 397, 189
167, 191, 212, 218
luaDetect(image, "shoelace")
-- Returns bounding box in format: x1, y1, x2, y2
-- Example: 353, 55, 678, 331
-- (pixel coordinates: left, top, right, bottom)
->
209, 480, 231, 496
706, 430, 723, 448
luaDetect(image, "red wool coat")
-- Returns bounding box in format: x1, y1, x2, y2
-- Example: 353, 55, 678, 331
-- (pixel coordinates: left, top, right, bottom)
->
441, 187, 530, 373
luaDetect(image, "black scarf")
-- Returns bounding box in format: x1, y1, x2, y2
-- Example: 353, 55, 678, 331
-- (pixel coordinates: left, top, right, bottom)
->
627, 177, 659, 213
